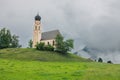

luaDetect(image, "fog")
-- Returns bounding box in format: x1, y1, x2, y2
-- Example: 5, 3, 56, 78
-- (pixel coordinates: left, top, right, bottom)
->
0, 0, 120, 63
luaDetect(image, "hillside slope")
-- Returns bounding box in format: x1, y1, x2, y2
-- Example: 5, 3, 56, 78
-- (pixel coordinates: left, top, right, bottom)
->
0, 48, 91, 62
0, 48, 120, 80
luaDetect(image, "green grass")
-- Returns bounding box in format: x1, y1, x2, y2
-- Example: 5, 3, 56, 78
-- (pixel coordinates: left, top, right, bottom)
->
0, 59, 120, 80
0, 48, 120, 80
0, 48, 91, 62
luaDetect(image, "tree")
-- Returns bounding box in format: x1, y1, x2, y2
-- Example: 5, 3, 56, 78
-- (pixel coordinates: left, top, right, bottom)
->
107, 60, 113, 64
0, 28, 20, 49
55, 34, 64, 52
28, 39, 33, 48
11, 35, 20, 48
64, 39, 73, 53
55, 34, 74, 54
0, 28, 12, 48
98, 58, 103, 62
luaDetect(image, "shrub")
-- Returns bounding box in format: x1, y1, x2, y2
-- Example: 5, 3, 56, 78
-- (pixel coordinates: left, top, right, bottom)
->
107, 61, 113, 64
44, 45, 54, 51
36, 42, 54, 51
36, 42, 45, 50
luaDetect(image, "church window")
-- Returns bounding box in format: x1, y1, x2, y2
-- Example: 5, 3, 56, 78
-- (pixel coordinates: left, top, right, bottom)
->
48, 42, 50, 45
53, 40, 55, 46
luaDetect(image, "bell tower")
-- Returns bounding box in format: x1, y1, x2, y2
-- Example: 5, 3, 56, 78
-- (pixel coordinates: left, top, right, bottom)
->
33, 13, 42, 48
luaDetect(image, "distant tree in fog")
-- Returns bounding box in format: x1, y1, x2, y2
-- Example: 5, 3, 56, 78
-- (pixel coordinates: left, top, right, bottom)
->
98, 58, 103, 62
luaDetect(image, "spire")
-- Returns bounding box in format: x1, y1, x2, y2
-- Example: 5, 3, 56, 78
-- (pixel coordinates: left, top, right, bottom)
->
37, 12, 39, 15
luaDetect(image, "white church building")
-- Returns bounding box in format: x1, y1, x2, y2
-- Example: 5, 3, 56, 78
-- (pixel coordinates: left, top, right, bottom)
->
32, 14, 60, 48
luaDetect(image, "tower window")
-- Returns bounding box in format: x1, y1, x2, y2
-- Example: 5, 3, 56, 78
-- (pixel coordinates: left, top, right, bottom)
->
35, 26, 37, 30
38, 26, 40, 30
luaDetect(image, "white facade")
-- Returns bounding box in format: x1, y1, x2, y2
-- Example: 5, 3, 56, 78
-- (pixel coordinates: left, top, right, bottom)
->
32, 14, 58, 48
33, 18, 41, 48
41, 39, 55, 47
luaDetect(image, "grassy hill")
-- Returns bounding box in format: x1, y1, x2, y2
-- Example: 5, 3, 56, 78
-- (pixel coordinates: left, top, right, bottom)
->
0, 48, 91, 62
0, 48, 120, 80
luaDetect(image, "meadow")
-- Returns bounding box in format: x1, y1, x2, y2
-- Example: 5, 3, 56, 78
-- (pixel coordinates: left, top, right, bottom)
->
0, 48, 120, 80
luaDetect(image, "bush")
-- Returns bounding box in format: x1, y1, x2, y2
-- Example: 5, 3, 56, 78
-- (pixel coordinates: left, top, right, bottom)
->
36, 42, 54, 51
107, 61, 113, 64
44, 45, 54, 51
36, 42, 45, 50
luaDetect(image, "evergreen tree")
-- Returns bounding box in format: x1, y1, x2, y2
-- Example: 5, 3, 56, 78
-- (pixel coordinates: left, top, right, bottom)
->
0, 28, 11, 48
0, 28, 20, 49
11, 35, 20, 48
28, 39, 33, 48
98, 58, 103, 62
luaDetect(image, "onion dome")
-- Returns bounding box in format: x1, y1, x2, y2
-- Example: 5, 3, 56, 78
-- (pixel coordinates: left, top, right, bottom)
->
35, 14, 41, 21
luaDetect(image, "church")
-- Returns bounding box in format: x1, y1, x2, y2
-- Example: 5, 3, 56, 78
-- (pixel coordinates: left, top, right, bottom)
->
32, 14, 61, 48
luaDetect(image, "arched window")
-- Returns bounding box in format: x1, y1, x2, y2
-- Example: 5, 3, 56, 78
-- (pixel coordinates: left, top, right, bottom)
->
53, 40, 55, 46
48, 42, 49, 45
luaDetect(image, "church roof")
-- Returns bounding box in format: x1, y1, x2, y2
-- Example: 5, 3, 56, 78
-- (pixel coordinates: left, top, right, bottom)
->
41, 30, 60, 40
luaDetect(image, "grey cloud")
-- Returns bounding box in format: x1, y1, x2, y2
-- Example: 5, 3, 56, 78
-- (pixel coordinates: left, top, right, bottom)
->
1, 0, 120, 63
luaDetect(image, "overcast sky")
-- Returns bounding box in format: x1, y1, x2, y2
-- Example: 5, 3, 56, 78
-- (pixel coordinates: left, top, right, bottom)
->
1, 0, 120, 63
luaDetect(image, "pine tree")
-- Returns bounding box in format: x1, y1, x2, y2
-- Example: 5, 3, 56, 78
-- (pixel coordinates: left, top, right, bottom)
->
0, 28, 20, 49
28, 39, 33, 48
